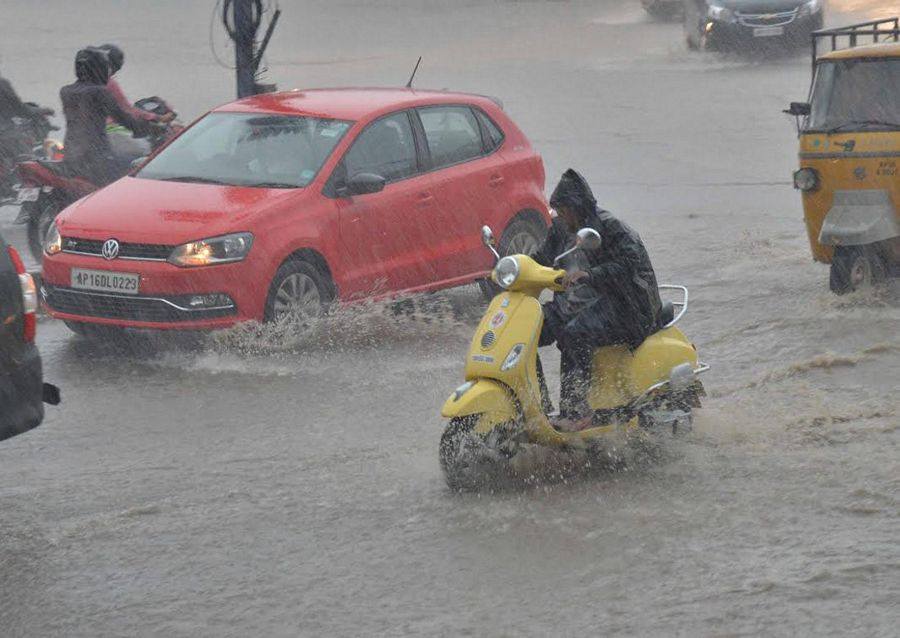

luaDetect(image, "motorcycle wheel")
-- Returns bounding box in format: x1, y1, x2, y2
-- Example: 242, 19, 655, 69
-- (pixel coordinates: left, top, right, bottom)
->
829, 245, 887, 295
25, 194, 63, 264
440, 416, 495, 491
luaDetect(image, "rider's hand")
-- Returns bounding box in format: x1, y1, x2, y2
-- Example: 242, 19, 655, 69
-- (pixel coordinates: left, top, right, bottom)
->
562, 270, 589, 288
158, 112, 175, 124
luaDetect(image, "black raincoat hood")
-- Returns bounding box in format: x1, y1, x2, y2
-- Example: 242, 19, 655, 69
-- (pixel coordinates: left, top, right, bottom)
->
549, 169, 597, 221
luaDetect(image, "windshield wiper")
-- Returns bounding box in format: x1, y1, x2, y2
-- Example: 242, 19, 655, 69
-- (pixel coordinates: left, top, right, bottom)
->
243, 181, 299, 189
825, 120, 900, 134
158, 176, 230, 185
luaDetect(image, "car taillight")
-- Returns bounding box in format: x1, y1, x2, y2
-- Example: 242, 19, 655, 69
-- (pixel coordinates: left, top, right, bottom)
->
7, 246, 36, 342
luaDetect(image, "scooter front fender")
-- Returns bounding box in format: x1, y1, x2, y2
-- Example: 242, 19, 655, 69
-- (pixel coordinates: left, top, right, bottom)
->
441, 379, 517, 434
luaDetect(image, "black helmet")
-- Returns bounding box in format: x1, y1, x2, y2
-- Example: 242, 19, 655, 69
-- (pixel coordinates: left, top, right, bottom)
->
98, 43, 124, 74
75, 47, 109, 85
549, 168, 597, 221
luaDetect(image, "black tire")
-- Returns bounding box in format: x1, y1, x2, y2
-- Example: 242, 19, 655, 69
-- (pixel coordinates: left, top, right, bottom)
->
64, 321, 127, 343
25, 193, 64, 264
264, 259, 333, 324
683, 2, 700, 50
829, 245, 887, 295
479, 215, 547, 300
440, 416, 484, 491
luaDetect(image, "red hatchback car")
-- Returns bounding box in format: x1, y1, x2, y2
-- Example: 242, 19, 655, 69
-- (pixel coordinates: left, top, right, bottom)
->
40, 88, 549, 332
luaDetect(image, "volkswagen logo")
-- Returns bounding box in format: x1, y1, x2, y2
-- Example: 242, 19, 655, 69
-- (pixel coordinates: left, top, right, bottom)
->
101, 239, 120, 260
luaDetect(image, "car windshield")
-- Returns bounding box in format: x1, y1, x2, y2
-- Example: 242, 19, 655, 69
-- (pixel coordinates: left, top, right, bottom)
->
806, 58, 900, 133
137, 112, 352, 188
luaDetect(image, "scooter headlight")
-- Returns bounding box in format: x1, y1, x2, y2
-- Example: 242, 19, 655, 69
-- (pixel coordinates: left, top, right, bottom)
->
44, 222, 62, 256
501, 343, 526, 371
492, 256, 520, 289
793, 168, 820, 192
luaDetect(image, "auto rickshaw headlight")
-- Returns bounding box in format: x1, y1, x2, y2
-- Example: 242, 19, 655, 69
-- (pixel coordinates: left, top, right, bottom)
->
793, 168, 820, 192
493, 256, 520, 289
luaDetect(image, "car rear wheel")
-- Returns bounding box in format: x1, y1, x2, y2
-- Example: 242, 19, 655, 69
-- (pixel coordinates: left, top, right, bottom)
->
479, 216, 546, 300
264, 260, 333, 324
829, 245, 887, 295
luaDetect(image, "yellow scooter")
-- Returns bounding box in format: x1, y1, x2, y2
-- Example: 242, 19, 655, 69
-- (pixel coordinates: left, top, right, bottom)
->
439, 226, 709, 489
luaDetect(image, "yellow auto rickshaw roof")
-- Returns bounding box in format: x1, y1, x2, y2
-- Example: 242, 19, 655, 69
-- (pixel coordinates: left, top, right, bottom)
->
819, 41, 900, 60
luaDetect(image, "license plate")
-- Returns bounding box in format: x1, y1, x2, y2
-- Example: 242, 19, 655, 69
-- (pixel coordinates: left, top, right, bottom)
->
754, 26, 784, 37
15, 187, 40, 204
71, 268, 140, 295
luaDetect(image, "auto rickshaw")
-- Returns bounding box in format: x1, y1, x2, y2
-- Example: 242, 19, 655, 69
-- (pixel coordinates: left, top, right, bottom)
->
786, 18, 900, 293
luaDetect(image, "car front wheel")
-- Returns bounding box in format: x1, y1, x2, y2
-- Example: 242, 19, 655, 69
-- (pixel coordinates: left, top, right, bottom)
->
264, 260, 333, 324
479, 216, 546, 300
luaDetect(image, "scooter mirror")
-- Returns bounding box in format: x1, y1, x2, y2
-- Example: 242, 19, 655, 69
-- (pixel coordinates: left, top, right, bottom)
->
481, 225, 496, 247
576, 228, 601, 252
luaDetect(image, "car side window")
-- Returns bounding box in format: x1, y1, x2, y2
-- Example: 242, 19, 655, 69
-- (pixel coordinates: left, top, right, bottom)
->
341, 112, 418, 183
418, 106, 484, 169
474, 109, 505, 152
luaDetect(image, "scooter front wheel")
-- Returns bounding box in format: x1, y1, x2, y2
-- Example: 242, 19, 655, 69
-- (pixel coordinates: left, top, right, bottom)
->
440, 416, 513, 491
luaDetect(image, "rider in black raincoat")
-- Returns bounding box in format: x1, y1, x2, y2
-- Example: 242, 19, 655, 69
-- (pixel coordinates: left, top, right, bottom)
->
533, 169, 662, 427
59, 47, 151, 186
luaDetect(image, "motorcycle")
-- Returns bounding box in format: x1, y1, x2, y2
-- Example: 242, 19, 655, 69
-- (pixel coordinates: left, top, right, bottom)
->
0, 102, 61, 206
14, 96, 180, 263
438, 225, 709, 490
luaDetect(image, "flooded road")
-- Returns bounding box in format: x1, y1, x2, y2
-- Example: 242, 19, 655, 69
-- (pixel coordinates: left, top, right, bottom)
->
1, 1, 898, 636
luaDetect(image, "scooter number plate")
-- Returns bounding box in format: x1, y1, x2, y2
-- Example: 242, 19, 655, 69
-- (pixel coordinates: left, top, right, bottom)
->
15, 187, 40, 204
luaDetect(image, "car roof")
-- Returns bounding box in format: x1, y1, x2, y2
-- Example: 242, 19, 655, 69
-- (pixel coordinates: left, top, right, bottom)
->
214, 87, 501, 121
819, 41, 900, 61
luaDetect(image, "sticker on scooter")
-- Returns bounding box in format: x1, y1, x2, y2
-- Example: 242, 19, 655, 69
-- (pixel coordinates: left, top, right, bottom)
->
490, 311, 506, 328
472, 354, 494, 363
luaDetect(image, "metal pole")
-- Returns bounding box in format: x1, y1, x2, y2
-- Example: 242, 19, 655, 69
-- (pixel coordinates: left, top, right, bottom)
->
234, 0, 256, 98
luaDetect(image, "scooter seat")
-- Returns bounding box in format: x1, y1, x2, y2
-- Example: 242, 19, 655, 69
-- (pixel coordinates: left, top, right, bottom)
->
658, 301, 675, 328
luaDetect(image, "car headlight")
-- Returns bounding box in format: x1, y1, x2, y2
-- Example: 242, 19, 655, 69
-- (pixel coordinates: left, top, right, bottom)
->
801, 0, 822, 14
793, 168, 819, 192
501, 343, 526, 371
44, 222, 62, 255
492, 256, 520, 289
168, 232, 253, 267
707, 4, 735, 21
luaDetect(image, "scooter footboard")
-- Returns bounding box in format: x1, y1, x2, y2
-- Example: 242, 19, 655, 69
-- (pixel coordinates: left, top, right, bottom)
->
441, 379, 518, 435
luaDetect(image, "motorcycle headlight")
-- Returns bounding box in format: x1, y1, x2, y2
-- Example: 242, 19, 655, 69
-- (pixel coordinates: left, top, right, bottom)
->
492, 256, 520, 289
707, 4, 735, 21
168, 232, 253, 267
793, 168, 819, 192
44, 222, 62, 256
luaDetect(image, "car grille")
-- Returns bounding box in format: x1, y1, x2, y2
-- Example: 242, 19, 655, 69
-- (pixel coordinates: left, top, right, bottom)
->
42, 286, 236, 323
62, 237, 173, 261
737, 9, 798, 27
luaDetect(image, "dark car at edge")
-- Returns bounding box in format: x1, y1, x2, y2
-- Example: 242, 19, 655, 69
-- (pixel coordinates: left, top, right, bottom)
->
0, 232, 58, 441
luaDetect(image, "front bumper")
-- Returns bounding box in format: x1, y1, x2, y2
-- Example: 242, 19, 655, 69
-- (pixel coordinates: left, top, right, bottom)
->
41, 251, 261, 330
706, 10, 824, 47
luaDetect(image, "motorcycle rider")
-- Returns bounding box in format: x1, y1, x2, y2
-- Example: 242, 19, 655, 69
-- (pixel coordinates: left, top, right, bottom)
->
59, 47, 153, 186
97, 44, 172, 125
533, 169, 662, 431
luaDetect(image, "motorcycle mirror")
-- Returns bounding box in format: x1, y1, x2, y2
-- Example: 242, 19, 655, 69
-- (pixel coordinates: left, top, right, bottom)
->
575, 228, 601, 252
481, 225, 500, 261
481, 226, 496, 247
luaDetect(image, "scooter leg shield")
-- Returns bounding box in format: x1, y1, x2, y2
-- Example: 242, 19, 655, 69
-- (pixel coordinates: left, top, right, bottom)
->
441, 379, 517, 434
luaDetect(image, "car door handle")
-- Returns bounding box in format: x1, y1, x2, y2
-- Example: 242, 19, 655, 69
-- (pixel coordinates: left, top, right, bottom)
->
488, 175, 505, 187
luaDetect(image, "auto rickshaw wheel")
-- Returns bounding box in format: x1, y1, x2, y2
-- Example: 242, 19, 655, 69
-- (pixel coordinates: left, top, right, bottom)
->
829, 245, 887, 295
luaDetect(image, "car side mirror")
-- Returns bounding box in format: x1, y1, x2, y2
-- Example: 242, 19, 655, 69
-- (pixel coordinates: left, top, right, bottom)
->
575, 227, 601, 251
784, 102, 811, 117
339, 172, 386, 197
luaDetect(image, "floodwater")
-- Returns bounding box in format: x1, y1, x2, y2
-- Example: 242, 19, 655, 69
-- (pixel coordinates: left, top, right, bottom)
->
1, 1, 898, 636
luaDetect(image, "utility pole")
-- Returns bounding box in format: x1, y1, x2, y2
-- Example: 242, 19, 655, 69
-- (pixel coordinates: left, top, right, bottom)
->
223, 0, 282, 99
234, 0, 256, 98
